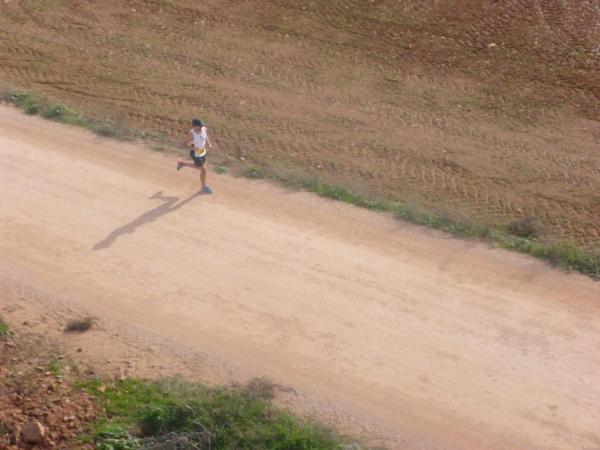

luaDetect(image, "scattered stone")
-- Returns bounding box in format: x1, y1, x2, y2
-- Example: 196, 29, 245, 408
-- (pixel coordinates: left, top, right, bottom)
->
21, 420, 45, 444
64, 317, 94, 333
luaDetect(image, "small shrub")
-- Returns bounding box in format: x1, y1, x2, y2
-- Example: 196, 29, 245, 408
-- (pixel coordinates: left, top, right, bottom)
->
8, 91, 32, 106
499, 238, 600, 278
92, 121, 118, 137
214, 165, 227, 174
41, 103, 71, 120
151, 143, 167, 152
245, 166, 264, 179
94, 423, 141, 450
24, 103, 41, 115
8, 91, 43, 115
84, 378, 348, 449
507, 216, 543, 238
7, 90, 132, 140
306, 182, 388, 211
0, 317, 9, 337
48, 360, 62, 376
244, 377, 276, 401
64, 317, 94, 333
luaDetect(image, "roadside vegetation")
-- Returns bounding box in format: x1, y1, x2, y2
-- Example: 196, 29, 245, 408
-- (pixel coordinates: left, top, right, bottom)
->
4, 91, 130, 139
262, 170, 600, 279
1, 323, 357, 449
81, 378, 351, 450
0, 316, 9, 337
3, 89, 599, 279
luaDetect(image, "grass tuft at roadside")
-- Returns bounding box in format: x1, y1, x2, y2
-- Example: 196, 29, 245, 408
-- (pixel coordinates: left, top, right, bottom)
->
80, 377, 356, 450
4, 91, 131, 140
0, 317, 9, 337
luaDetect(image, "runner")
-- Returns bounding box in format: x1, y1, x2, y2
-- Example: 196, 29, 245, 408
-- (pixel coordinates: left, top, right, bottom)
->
176, 118, 213, 193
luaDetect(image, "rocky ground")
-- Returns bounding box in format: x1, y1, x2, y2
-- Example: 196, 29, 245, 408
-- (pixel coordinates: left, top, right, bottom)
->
0, 328, 98, 449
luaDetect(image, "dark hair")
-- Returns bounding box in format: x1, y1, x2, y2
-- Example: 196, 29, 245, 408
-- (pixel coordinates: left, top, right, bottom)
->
192, 118, 204, 127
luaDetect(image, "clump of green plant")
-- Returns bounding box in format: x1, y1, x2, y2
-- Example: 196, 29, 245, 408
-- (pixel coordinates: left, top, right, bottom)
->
8, 91, 42, 115
500, 238, 600, 278
48, 359, 62, 377
214, 165, 228, 174
82, 377, 350, 449
91, 120, 120, 138
6, 90, 129, 140
507, 216, 543, 238
245, 166, 264, 179
41, 103, 72, 120
304, 182, 389, 212
151, 143, 167, 152
0, 317, 9, 337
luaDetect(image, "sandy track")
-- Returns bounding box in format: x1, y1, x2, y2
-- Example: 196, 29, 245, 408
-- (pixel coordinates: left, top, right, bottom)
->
1, 106, 599, 449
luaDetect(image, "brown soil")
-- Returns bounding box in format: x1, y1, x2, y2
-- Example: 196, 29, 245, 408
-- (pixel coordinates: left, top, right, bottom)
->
0, 331, 97, 449
2, 106, 600, 449
1, 0, 599, 248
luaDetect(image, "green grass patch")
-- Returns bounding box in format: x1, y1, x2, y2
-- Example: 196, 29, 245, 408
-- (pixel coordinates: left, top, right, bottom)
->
151, 143, 168, 152
80, 378, 352, 449
303, 182, 389, 212
6, 91, 129, 140
0, 317, 9, 337
214, 165, 228, 174
48, 360, 62, 377
245, 166, 264, 179
499, 238, 600, 277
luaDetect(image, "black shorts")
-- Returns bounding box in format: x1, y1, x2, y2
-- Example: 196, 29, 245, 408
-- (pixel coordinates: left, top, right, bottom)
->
190, 149, 206, 167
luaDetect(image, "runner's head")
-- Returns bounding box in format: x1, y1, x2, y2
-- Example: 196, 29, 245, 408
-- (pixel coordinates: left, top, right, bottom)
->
192, 118, 204, 130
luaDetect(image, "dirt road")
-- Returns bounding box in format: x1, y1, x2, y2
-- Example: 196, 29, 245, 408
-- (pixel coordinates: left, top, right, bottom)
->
1, 106, 599, 449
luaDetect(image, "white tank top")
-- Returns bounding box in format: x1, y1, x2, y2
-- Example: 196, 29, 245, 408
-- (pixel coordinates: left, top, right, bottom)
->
191, 127, 207, 156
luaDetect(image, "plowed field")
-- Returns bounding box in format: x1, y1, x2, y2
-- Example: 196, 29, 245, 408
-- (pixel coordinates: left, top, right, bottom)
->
1, 0, 599, 247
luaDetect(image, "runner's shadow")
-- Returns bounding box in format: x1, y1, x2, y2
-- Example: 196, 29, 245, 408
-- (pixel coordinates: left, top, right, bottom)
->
93, 190, 201, 250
